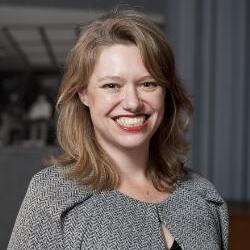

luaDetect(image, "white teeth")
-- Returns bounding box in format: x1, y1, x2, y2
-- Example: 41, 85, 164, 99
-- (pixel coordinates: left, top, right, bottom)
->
115, 116, 146, 127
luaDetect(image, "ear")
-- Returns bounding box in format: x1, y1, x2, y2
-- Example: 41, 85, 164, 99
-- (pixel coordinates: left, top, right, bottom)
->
78, 87, 89, 107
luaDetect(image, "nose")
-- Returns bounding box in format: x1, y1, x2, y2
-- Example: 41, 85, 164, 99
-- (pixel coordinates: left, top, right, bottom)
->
122, 84, 143, 112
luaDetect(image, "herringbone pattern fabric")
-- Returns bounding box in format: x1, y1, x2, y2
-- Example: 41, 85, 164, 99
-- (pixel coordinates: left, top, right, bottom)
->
8, 166, 228, 250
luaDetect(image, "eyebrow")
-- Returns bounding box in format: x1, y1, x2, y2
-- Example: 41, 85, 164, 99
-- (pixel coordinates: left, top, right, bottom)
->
97, 76, 123, 82
97, 75, 155, 82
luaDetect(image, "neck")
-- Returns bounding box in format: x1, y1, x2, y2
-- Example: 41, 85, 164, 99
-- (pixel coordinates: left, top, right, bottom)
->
98, 140, 150, 182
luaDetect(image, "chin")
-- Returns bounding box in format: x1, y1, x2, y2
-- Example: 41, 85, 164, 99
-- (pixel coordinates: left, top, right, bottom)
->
112, 135, 151, 150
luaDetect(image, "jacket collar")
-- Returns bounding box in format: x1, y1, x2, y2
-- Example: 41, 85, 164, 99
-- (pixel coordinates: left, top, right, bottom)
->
46, 166, 224, 220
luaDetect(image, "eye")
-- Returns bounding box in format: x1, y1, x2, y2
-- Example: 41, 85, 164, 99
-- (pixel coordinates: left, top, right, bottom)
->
141, 82, 159, 89
102, 83, 120, 89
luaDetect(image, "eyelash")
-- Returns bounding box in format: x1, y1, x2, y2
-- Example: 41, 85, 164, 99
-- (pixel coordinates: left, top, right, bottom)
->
102, 83, 120, 89
102, 82, 158, 88
141, 82, 158, 88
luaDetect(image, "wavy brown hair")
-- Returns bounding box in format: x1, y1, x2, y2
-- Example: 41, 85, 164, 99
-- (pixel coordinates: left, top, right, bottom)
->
51, 9, 193, 192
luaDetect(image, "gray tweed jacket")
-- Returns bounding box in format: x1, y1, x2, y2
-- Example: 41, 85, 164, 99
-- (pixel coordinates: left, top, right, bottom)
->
8, 166, 229, 250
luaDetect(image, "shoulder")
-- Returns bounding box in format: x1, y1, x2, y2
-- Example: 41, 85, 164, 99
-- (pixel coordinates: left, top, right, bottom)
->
177, 167, 226, 204
27, 165, 94, 217
8, 165, 92, 249
176, 168, 229, 249
30, 164, 73, 183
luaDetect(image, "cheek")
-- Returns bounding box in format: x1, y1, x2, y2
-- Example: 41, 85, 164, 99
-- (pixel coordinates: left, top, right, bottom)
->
150, 92, 165, 113
150, 93, 165, 127
88, 92, 117, 115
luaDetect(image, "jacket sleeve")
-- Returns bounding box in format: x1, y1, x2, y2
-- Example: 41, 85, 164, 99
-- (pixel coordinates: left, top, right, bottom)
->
7, 172, 64, 250
188, 169, 229, 250
203, 180, 229, 250
218, 201, 229, 250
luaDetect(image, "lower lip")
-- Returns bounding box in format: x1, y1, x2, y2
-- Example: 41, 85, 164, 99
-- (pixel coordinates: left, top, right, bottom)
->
115, 121, 148, 132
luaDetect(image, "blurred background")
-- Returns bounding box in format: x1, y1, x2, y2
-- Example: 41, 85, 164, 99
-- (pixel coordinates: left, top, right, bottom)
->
0, 0, 249, 249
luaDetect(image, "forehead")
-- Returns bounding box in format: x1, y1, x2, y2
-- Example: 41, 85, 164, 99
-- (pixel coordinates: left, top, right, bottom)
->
90, 44, 151, 80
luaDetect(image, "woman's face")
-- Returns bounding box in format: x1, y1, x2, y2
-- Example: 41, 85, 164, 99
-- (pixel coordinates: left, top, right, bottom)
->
78, 44, 165, 150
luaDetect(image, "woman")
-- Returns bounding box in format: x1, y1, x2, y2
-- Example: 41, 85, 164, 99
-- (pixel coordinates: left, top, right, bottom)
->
8, 9, 228, 250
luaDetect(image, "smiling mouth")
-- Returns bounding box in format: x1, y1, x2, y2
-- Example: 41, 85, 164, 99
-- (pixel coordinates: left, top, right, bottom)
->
113, 115, 149, 131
